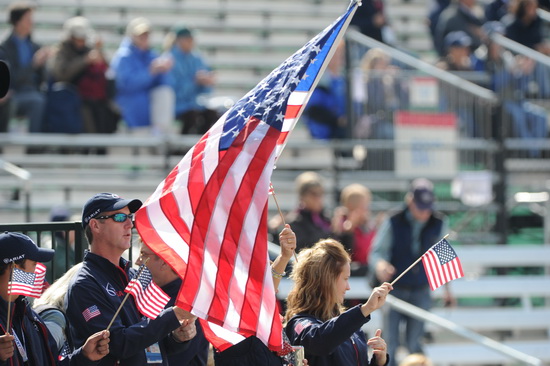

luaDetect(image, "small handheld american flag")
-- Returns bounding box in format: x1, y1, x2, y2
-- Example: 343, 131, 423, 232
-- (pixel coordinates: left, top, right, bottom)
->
8, 262, 47, 298
125, 264, 170, 319
421, 238, 464, 291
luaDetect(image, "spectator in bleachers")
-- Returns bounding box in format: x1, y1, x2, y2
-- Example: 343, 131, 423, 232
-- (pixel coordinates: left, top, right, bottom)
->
46, 205, 76, 281
47, 16, 119, 134
165, 25, 218, 135
477, 21, 548, 155
350, 0, 394, 44
302, 41, 347, 140
276, 172, 333, 252
358, 48, 404, 140
434, 0, 486, 57
427, 0, 452, 49
436, 31, 478, 71
332, 183, 380, 277
110, 17, 175, 135
0, 1, 49, 133
435, 31, 481, 137
503, 0, 550, 55
484, 0, 510, 21
369, 178, 451, 366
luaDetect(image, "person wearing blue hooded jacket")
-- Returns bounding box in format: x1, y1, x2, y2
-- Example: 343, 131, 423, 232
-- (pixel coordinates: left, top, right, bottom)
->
110, 17, 174, 135
166, 25, 218, 135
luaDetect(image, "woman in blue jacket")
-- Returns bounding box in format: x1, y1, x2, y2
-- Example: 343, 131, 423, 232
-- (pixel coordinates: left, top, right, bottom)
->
285, 239, 392, 366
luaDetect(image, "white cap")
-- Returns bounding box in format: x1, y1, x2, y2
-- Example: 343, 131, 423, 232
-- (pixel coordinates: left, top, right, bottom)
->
63, 16, 94, 40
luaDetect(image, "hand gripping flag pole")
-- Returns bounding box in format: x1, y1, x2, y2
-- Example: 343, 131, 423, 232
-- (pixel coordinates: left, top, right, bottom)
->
269, 182, 298, 262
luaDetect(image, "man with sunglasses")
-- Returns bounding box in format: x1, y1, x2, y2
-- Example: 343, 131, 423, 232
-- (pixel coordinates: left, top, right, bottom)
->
66, 193, 197, 366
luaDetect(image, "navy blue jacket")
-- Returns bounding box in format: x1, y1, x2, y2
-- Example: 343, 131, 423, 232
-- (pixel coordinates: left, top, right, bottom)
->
285, 305, 388, 366
66, 252, 187, 366
161, 279, 209, 366
0, 296, 93, 366
0, 32, 43, 92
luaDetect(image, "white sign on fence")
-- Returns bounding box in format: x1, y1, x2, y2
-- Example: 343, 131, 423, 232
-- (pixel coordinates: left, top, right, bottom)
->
395, 111, 457, 178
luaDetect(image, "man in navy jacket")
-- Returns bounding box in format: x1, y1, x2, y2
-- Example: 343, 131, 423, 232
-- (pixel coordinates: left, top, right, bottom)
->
0, 231, 110, 366
66, 193, 196, 366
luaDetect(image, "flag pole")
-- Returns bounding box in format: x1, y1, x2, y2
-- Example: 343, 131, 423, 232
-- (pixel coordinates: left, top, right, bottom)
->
269, 185, 298, 262
5, 263, 14, 334
390, 234, 449, 286
106, 258, 150, 331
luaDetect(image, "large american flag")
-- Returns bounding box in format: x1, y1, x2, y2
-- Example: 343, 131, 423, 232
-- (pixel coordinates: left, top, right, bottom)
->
124, 264, 170, 319
421, 238, 464, 291
135, 1, 358, 352
8, 262, 47, 298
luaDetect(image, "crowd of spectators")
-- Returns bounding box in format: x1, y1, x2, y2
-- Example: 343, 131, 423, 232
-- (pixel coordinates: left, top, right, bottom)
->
301, 0, 550, 147
0, 1, 218, 137
1, 0, 548, 154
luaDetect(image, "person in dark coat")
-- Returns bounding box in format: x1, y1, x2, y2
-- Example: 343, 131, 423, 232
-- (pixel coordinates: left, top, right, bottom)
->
0, 232, 110, 366
66, 193, 197, 366
0, 1, 49, 133
283, 172, 333, 252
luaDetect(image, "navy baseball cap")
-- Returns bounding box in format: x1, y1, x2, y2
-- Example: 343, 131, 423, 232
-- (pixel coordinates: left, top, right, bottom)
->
0, 231, 55, 264
445, 30, 472, 50
82, 193, 142, 228
173, 24, 193, 38
410, 178, 435, 211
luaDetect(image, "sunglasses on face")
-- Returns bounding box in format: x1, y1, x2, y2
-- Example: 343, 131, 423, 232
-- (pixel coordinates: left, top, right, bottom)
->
95, 213, 135, 223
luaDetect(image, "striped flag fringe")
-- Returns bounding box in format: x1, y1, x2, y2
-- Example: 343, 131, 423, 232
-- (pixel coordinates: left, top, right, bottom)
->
421, 238, 464, 291
135, 1, 359, 352
8, 262, 47, 298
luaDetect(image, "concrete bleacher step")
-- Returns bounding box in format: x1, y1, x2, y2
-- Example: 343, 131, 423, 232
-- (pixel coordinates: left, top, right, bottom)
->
427, 308, 550, 334
424, 340, 550, 366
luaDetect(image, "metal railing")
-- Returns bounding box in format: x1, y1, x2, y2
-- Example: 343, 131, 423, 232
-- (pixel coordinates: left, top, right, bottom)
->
0, 158, 32, 221
386, 295, 543, 366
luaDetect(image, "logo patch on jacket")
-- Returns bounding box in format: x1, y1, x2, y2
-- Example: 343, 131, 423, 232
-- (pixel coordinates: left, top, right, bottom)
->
294, 319, 313, 335
105, 282, 117, 297
82, 305, 101, 322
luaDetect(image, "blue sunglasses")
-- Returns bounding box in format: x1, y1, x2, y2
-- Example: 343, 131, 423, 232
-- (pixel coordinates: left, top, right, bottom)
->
95, 213, 134, 223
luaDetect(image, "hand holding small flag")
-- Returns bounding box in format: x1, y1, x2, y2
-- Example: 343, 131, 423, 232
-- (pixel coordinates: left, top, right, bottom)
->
0, 333, 15, 360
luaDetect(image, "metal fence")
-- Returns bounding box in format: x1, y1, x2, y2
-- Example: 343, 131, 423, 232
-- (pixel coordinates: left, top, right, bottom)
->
0, 221, 139, 283
344, 30, 498, 173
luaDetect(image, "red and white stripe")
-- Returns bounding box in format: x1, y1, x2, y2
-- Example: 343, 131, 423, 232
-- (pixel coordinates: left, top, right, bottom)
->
422, 250, 464, 291
135, 117, 283, 350
127, 278, 170, 319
